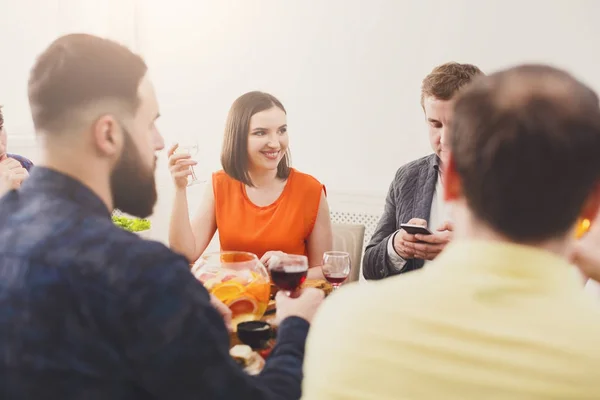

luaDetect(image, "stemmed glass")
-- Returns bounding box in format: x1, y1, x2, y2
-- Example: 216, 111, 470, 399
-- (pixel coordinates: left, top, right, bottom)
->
174, 141, 203, 186
269, 254, 309, 296
322, 251, 351, 291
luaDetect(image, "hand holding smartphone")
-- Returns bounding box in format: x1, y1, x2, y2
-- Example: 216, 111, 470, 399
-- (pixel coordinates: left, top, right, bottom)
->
400, 223, 433, 236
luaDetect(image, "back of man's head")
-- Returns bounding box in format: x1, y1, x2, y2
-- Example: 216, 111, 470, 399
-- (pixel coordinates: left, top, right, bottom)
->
450, 64, 600, 242
28, 33, 147, 135
27, 34, 162, 219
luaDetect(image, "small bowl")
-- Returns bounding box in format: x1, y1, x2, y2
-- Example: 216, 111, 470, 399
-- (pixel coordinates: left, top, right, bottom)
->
237, 321, 274, 349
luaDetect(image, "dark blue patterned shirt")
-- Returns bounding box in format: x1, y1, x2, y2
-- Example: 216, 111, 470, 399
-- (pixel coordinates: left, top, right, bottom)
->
0, 167, 309, 399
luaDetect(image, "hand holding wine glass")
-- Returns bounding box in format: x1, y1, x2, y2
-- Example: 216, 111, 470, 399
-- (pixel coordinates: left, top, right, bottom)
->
274, 287, 325, 325
168, 142, 202, 188
269, 254, 309, 296
322, 251, 351, 290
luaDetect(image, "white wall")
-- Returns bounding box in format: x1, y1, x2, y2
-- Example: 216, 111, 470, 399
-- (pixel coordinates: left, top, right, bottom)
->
1, 0, 59, 140
137, 0, 600, 243
4, 0, 600, 245
1, 0, 137, 162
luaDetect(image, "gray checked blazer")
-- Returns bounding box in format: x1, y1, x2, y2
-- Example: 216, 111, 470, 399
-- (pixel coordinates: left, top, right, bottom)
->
362, 154, 440, 280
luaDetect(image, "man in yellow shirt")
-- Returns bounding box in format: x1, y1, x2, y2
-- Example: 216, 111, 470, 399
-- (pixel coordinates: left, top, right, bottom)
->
302, 64, 600, 399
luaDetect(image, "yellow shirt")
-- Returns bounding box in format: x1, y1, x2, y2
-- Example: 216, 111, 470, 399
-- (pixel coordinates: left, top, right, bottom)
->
302, 240, 600, 399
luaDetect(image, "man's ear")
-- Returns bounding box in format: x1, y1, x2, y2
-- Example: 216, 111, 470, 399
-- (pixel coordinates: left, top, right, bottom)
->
443, 152, 462, 202
92, 115, 122, 157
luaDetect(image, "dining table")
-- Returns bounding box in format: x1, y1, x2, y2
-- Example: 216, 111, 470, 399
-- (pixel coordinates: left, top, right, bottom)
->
229, 279, 333, 347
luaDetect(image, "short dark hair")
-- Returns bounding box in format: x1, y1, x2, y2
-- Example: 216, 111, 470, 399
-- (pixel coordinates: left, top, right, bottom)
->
421, 62, 483, 107
220, 91, 291, 186
451, 64, 600, 241
28, 33, 148, 133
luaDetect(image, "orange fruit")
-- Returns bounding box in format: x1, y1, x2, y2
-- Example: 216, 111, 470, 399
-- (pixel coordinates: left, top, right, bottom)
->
196, 272, 216, 283
211, 281, 245, 303
202, 278, 220, 291
246, 282, 270, 303
221, 273, 238, 283
228, 296, 258, 317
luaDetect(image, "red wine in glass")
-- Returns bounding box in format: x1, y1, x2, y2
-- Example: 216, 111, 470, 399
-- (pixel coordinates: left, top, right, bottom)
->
324, 272, 348, 286
270, 265, 308, 292
322, 251, 351, 291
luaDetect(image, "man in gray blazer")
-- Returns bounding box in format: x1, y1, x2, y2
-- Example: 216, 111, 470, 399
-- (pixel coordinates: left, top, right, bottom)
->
363, 62, 484, 280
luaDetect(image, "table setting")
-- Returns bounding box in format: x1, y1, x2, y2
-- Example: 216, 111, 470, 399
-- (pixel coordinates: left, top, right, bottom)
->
191, 250, 350, 375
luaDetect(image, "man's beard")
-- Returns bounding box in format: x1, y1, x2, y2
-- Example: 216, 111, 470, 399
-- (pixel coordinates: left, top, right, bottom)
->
110, 129, 157, 219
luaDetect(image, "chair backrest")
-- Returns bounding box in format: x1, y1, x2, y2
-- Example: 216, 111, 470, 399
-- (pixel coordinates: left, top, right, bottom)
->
331, 223, 366, 283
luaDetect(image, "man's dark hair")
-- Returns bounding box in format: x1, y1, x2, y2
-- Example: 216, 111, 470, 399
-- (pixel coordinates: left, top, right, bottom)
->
28, 33, 148, 133
451, 64, 600, 241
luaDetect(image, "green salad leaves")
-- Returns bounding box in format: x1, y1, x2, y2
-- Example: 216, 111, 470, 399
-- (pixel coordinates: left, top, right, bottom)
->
112, 215, 151, 232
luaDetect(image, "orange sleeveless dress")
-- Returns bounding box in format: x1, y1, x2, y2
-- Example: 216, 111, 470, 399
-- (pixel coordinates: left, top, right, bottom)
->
213, 168, 325, 259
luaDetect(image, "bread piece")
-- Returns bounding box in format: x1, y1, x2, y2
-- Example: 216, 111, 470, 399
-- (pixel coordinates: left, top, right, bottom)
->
230, 344, 253, 367
229, 344, 266, 375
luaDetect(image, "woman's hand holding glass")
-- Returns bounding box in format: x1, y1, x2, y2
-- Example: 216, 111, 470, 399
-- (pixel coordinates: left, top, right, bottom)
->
168, 143, 201, 188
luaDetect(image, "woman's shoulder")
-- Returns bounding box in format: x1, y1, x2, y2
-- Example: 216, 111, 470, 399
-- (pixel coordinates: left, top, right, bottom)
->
211, 170, 242, 199
290, 168, 322, 186
212, 169, 236, 185
289, 168, 326, 194
212, 169, 227, 179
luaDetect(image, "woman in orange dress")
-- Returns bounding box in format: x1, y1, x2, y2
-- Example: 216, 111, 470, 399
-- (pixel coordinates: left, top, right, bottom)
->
167, 91, 332, 278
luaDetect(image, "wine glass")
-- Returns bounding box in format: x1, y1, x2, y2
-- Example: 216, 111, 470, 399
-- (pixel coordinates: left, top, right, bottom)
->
269, 254, 308, 296
322, 251, 351, 290
174, 141, 203, 186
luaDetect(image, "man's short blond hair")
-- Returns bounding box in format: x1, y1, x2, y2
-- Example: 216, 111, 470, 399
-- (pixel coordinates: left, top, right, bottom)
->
421, 62, 483, 108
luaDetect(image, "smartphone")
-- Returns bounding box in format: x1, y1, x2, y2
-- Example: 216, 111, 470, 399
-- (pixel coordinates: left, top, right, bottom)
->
400, 224, 433, 235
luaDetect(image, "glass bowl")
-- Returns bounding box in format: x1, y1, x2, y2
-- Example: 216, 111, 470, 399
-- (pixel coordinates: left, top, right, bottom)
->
193, 251, 270, 330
